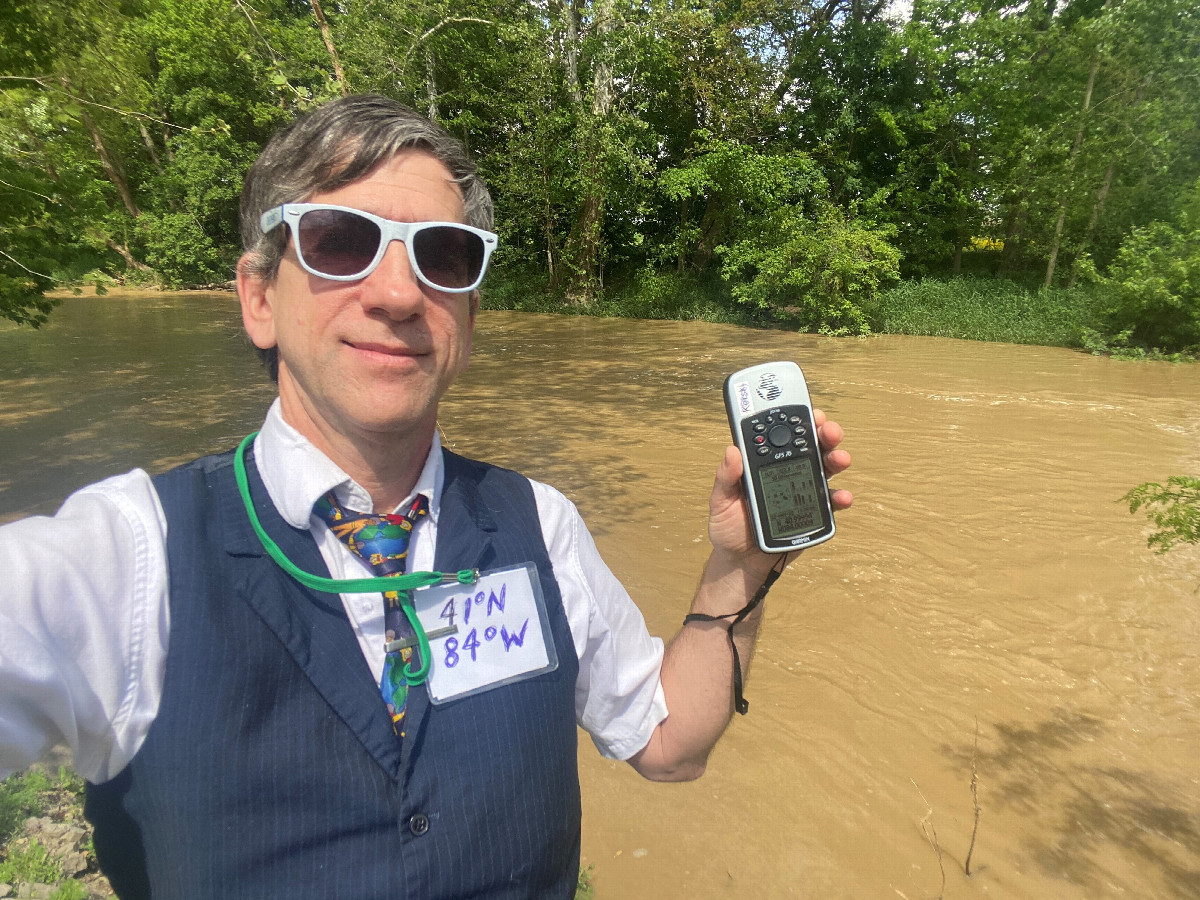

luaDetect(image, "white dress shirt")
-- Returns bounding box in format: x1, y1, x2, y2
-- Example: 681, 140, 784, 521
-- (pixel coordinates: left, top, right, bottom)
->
0, 400, 667, 783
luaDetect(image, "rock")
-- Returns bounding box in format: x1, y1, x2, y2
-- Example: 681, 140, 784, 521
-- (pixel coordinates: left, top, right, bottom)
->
60, 851, 90, 876
0, 882, 11, 898
30, 886, 53, 900
22, 817, 88, 859
15, 884, 30, 899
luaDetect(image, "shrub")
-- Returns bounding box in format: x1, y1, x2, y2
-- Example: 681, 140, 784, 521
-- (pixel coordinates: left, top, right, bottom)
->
1103, 221, 1200, 353
138, 211, 233, 288
720, 205, 900, 334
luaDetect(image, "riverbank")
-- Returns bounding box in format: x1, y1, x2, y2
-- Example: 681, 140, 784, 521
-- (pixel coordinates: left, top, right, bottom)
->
34, 274, 1194, 361
483, 272, 1192, 359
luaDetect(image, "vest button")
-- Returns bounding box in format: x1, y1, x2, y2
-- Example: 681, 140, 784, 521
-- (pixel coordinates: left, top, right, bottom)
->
408, 813, 430, 836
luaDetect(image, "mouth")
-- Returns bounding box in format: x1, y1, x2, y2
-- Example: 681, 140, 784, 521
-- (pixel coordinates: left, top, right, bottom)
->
344, 340, 428, 362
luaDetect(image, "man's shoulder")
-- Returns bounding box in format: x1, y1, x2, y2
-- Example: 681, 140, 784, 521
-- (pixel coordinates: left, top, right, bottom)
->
152, 448, 238, 483
439, 448, 526, 488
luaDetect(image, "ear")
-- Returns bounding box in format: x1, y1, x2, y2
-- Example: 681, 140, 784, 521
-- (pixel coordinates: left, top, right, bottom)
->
237, 254, 277, 351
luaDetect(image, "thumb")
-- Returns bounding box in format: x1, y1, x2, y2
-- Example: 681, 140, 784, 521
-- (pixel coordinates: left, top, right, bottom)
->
710, 445, 746, 515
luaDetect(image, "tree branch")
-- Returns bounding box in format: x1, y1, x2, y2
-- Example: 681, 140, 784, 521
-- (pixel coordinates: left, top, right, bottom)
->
0, 249, 53, 280
402, 18, 496, 69
0, 178, 56, 204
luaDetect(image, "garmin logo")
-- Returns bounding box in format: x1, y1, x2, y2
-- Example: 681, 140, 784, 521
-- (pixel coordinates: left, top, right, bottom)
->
757, 373, 782, 402
736, 382, 752, 414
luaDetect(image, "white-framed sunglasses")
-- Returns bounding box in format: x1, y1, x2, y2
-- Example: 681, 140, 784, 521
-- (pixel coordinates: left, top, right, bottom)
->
260, 203, 498, 293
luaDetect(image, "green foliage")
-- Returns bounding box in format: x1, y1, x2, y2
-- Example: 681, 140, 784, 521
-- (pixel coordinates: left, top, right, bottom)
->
0, 0, 1196, 334
139, 211, 231, 287
720, 206, 900, 334
0, 770, 51, 841
1123, 476, 1200, 553
658, 139, 900, 331
0, 840, 63, 884
1101, 220, 1200, 353
589, 269, 761, 324
52, 768, 85, 801
867, 277, 1108, 346
574, 864, 595, 900
49, 881, 88, 900
0, 769, 94, 896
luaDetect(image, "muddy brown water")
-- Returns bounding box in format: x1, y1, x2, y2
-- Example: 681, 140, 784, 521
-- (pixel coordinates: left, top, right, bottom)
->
2, 294, 1198, 898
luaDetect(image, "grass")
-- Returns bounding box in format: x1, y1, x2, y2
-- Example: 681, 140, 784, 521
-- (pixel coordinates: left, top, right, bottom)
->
864, 276, 1109, 347
0, 769, 54, 842
0, 840, 63, 884
0, 767, 104, 897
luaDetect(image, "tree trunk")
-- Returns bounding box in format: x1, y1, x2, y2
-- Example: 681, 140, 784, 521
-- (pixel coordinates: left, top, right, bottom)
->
564, 0, 616, 298
996, 194, 1026, 277
311, 0, 349, 96
79, 107, 140, 218
544, 166, 559, 289
425, 47, 438, 120
677, 197, 688, 274
138, 121, 164, 175
1043, 51, 1100, 290
1067, 75, 1146, 288
691, 196, 729, 272
1068, 161, 1115, 287
562, 0, 582, 107
107, 238, 151, 273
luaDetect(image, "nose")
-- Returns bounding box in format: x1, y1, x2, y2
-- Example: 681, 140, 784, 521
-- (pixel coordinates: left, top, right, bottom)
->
360, 238, 425, 319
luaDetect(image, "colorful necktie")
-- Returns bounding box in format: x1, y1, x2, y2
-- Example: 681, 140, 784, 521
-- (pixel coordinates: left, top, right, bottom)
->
313, 491, 429, 738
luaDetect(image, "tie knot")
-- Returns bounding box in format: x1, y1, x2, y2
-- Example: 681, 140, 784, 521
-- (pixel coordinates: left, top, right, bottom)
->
314, 492, 428, 575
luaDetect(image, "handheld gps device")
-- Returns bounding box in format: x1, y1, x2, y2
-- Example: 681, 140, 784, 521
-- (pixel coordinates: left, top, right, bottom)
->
724, 361, 836, 553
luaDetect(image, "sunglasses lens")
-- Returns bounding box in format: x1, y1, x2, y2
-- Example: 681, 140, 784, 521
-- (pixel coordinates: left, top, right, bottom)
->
412, 226, 485, 290
297, 208, 381, 278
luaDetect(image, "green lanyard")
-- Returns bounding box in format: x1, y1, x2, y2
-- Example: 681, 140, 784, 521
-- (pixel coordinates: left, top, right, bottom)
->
233, 431, 478, 684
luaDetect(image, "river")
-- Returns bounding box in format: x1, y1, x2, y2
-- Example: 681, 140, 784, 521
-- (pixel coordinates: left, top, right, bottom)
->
2, 293, 1198, 898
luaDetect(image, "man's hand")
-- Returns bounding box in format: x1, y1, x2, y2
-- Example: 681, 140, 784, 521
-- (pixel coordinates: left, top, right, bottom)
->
708, 408, 853, 559
628, 410, 853, 782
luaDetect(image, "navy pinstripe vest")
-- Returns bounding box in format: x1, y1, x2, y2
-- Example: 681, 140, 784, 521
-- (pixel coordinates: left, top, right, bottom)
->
85, 448, 582, 898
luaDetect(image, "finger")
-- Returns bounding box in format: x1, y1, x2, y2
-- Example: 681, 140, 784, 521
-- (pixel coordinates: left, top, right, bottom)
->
823, 447, 851, 477
829, 487, 854, 511
816, 417, 844, 452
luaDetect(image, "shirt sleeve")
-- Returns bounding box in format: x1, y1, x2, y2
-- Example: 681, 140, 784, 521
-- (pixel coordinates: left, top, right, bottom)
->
0, 470, 170, 783
531, 481, 668, 761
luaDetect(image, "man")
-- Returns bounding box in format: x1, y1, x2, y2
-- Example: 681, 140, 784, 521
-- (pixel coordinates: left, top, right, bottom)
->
0, 95, 851, 898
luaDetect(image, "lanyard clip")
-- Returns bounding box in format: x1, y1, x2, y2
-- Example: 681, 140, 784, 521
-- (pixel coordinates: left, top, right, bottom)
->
444, 568, 480, 585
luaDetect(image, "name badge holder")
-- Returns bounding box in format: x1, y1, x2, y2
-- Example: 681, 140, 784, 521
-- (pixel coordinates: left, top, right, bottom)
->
411, 563, 559, 705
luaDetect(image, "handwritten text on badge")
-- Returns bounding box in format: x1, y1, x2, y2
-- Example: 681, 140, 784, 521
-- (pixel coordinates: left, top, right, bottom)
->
412, 565, 551, 702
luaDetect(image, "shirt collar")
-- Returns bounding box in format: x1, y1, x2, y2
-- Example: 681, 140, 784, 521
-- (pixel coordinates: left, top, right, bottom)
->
254, 398, 444, 529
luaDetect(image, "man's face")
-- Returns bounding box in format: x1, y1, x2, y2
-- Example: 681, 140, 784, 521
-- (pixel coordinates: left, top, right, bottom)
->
239, 151, 477, 453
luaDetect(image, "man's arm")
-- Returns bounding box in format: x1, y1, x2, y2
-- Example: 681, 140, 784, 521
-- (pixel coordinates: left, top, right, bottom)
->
0, 472, 169, 783
628, 412, 852, 781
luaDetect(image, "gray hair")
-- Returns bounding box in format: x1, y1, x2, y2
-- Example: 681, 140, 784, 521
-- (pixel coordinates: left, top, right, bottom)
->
238, 95, 494, 379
